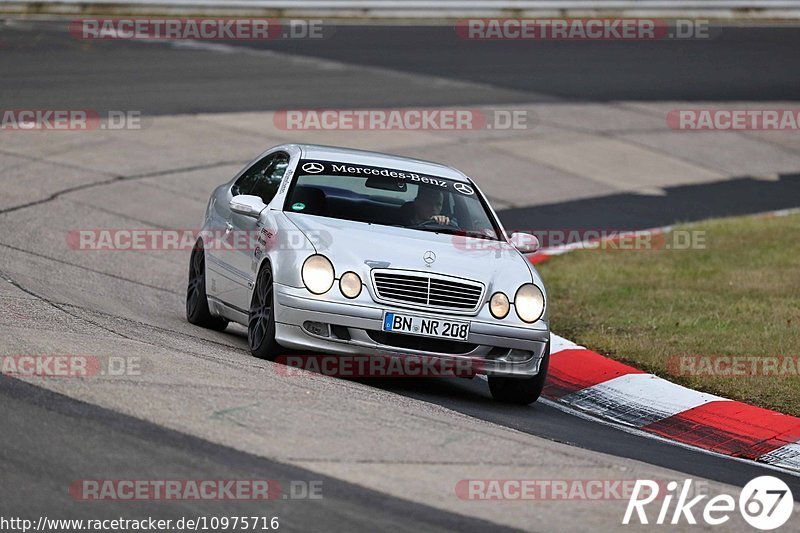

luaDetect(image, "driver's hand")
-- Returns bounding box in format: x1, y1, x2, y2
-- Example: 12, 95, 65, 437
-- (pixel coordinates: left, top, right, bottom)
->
431, 215, 450, 225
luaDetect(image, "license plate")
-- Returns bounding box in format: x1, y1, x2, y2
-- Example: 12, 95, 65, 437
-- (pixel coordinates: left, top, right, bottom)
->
382, 312, 470, 341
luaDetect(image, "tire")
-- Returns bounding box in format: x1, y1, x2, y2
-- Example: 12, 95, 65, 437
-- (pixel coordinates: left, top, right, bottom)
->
488, 344, 550, 405
248, 262, 281, 360
186, 241, 229, 331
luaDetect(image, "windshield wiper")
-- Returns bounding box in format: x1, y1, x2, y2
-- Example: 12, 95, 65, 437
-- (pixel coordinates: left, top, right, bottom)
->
411, 226, 498, 239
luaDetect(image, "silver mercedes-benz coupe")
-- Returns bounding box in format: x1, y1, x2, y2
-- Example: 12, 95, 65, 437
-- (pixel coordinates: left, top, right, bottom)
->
187, 144, 550, 403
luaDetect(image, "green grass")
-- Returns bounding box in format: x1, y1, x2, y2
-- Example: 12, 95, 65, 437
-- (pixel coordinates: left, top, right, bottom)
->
537, 213, 800, 416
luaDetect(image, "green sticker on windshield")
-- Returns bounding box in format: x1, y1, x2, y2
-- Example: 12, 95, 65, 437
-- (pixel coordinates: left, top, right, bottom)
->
291, 202, 306, 211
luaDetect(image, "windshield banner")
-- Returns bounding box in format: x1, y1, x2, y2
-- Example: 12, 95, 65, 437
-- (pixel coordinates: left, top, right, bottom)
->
295, 159, 476, 196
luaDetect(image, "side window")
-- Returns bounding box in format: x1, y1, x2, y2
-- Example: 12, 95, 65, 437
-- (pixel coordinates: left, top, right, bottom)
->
232, 152, 290, 205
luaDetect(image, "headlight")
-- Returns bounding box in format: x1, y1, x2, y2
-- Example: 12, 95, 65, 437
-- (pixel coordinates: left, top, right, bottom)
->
302, 255, 334, 295
339, 271, 362, 299
514, 284, 545, 323
489, 292, 510, 319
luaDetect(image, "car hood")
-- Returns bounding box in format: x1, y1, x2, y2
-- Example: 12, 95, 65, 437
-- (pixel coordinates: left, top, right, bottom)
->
284, 213, 535, 291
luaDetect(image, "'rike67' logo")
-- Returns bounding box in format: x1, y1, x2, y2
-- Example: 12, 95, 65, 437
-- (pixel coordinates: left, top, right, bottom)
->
623, 476, 793, 529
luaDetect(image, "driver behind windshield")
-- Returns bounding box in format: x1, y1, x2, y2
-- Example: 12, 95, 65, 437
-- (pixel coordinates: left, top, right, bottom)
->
400, 186, 451, 226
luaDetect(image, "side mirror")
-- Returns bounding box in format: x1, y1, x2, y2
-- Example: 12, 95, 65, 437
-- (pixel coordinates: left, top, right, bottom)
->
230, 195, 266, 218
510, 232, 540, 254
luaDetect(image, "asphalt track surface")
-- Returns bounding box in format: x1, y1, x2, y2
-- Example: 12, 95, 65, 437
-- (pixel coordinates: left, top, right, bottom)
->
0, 375, 515, 532
365, 376, 800, 496
1, 22, 799, 115
2, 19, 800, 530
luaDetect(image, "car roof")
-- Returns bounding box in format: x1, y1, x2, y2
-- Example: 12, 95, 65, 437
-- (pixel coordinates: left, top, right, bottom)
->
293, 144, 471, 183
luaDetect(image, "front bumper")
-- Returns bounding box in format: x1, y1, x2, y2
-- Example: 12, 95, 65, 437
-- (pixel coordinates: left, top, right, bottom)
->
273, 283, 549, 377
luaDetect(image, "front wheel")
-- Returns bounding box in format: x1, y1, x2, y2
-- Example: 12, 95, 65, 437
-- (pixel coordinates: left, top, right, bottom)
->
487, 344, 550, 405
186, 241, 229, 331
248, 263, 281, 360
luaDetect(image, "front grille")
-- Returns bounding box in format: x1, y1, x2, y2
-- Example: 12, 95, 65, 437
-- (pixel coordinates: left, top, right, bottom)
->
372, 270, 484, 312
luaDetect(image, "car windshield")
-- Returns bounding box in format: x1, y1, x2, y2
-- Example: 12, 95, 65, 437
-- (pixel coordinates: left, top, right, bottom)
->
284, 160, 502, 240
